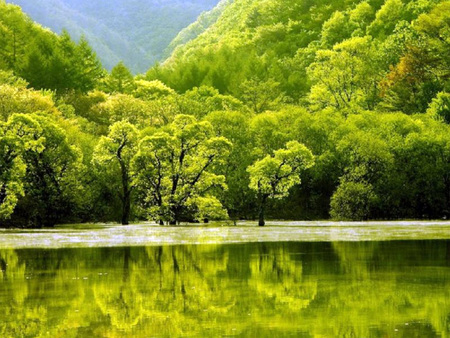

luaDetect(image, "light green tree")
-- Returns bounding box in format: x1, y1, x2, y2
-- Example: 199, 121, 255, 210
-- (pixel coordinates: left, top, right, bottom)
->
132, 115, 232, 224
104, 61, 135, 94
7, 114, 84, 227
428, 92, 450, 124
240, 78, 284, 113
367, 0, 405, 38
247, 141, 314, 226
0, 114, 43, 220
307, 37, 382, 111
93, 121, 138, 225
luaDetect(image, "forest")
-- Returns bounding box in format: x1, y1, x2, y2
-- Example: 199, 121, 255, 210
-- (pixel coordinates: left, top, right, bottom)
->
5, 0, 219, 73
0, 0, 450, 228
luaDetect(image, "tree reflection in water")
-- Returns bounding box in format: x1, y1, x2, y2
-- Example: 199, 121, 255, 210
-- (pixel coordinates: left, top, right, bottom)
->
0, 241, 449, 337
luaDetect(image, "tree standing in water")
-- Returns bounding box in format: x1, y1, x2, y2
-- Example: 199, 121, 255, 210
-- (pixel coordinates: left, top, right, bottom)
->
247, 141, 314, 226
132, 115, 232, 225
93, 121, 138, 225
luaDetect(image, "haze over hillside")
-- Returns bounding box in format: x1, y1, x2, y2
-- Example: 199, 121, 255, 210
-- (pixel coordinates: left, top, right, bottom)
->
6, 0, 220, 73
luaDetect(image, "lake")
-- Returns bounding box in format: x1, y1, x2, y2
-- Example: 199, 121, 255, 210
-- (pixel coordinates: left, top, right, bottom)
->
1, 222, 450, 337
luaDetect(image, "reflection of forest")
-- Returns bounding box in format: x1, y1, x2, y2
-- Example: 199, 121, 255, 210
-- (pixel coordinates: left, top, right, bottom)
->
1, 241, 449, 337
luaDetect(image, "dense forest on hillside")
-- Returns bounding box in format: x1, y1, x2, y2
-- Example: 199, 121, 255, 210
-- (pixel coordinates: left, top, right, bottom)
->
5, 0, 219, 72
0, 0, 450, 227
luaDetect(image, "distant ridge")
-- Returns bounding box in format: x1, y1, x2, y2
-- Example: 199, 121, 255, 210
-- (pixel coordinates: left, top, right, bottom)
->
6, 0, 219, 73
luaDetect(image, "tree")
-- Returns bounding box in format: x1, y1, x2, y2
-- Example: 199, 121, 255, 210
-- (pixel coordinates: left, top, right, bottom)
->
240, 78, 284, 113
428, 92, 450, 124
330, 180, 377, 220
104, 61, 135, 94
206, 111, 256, 221
320, 11, 352, 47
5, 114, 84, 227
247, 141, 314, 226
367, 0, 405, 39
132, 115, 232, 224
20, 30, 104, 93
133, 79, 175, 100
380, 2, 450, 113
307, 37, 383, 111
91, 94, 153, 129
93, 121, 138, 225
0, 114, 43, 220
72, 35, 105, 93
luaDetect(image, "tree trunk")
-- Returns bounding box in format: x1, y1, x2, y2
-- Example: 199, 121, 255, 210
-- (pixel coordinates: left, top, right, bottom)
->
119, 158, 131, 225
169, 202, 179, 225
258, 194, 268, 226
122, 194, 130, 225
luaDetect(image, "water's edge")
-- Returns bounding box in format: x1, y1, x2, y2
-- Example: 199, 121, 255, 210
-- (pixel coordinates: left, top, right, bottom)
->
1, 221, 450, 249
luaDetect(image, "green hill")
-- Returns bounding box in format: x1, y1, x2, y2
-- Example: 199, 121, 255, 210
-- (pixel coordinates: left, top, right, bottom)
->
0, 0, 103, 92
6, 0, 219, 73
150, 0, 448, 111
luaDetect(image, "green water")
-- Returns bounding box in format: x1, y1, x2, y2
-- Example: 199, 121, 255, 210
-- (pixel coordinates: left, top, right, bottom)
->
1, 236, 449, 337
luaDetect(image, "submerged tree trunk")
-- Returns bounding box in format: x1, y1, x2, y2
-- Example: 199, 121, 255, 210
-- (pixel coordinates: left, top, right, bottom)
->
169, 200, 180, 225
120, 161, 131, 225
122, 192, 130, 225
258, 194, 268, 226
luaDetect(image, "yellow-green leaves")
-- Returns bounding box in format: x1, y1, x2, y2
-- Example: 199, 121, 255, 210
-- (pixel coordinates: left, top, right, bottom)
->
92, 121, 139, 224
307, 36, 382, 111
132, 115, 232, 223
247, 141, 314, 199
0, 114, 44, 220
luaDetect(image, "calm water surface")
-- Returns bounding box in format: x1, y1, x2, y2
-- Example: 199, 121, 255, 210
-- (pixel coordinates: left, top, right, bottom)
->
1, 222, 450, 337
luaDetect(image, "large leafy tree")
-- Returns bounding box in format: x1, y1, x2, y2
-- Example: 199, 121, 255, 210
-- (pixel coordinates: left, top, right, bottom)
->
206, 111, 256, 221
92, 121, 139, 225
8, 114, 84, 227
247, 141, 314, 226
307, 37, 383, 111
132, 115, 232, 224
0, 114, 43, 221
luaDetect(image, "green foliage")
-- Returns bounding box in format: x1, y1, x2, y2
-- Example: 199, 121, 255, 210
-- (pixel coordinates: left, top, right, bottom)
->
330, 181, 377, 220
248, 141, 314, 225
132, 115, 232, 223
248, 141, 315, 199
5, 114, 84, 227
133, 79, 175, 100
92, 121, 138, 224
308, 36, 383, 111
240, 78, 284, 113
102, 61, 135, 94
428, 92, 450, 123
0, 114, 43, 219
0, 2, 104, 93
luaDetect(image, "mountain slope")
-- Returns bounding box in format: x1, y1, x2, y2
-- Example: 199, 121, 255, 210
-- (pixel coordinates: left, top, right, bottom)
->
6, 0, 219, 73
0, 0, 103, 92
165, 0, 233, 58
149, 0, 445, 102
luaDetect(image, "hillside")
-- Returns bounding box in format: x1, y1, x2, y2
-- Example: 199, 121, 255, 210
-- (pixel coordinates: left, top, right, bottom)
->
0, 0, 104, 92
6, 0, 219, 73
150, 0, 447, 109
165, 0, 233, 58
